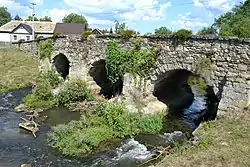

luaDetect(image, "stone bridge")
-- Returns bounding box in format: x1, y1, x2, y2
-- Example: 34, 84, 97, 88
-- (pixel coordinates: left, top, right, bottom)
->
14, 35, 250, 115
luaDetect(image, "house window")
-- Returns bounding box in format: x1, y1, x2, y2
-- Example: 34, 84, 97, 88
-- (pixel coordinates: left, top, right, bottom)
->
13, 35, 17, 40
26, 36, 30, 41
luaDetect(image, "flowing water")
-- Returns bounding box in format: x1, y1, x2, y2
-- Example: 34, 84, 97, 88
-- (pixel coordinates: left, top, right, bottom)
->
0, 87, 213, 167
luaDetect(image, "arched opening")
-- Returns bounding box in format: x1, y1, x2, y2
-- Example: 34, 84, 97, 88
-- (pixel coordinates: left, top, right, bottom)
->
89, 59, 123, 99
153, 69, 219, 132
52, 53, 70, 80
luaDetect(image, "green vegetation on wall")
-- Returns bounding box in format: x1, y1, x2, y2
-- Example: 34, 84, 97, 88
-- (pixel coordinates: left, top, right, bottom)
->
172, 29, 193, 40
48, 102, 163, 157
39, 39, 53, 60
106, 39, 157, 84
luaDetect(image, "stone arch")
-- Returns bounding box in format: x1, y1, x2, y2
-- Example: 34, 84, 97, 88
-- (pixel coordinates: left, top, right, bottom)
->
51, 53, 70, 80
88, 59, 123, 99
152, 69, 219, 129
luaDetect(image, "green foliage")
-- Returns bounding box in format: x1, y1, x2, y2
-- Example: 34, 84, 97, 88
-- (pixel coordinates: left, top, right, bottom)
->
114, 20, 126, 34
155, 27, 172, 36
0, 7, 11, 26
48, 102, 163, 157
40, 16, 52, 22
25, 16, 39, 21
39, 39, 53, 60
172, 29, 193, 40
214, 1, 250, 37
188, 75, 208, 95
56, 78, 94, 106
81, 31, 92, 40
39, 69, 63, 88
24, 74, 56, 109
62, 13, 88, 26
120, 29, 135, 39
14, 14, 22, 21
53, 32, 60, 38
106, 39, 156, 84
197, 26, 217, 36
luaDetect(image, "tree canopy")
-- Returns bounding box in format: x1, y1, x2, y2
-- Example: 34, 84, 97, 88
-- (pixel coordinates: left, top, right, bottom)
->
25, 16, 39, 21
40, 16, 52, 22
214, 1, 250, 37
197, 26, 217, 36
0, 7, 11, 26
154, 27, 172, 35
14, 15, 22, 21
62, 13, 88, 25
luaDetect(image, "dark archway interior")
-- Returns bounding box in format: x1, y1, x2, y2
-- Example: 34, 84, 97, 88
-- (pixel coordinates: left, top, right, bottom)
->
153, 69, 220, 132
89, 59, 123, 99
52, 53, 70, 80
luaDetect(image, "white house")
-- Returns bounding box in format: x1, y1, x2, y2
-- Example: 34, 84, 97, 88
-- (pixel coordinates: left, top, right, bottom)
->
0, 21, 56, 43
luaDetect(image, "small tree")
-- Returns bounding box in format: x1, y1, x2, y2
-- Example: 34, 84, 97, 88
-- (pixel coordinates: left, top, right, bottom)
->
0, 7, 11, 26
26, 16, 39, 21
197, 26, 217, 36
155, 27, 172, 36
40, 16, 52, 22
14, 14, 22, 21
62, 13, 88, 26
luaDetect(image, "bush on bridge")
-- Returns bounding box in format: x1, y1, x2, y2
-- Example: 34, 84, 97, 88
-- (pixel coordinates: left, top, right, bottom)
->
39, 39, 53, 60
106, 39, 157, 84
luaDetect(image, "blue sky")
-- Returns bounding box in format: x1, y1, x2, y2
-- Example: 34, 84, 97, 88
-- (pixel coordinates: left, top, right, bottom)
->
1, 0, 246, 33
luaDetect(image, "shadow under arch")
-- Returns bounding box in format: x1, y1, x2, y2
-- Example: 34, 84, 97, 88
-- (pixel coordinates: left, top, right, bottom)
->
88, 59, 123, 99
51, 53, 70, 80
153, 69, 219, 135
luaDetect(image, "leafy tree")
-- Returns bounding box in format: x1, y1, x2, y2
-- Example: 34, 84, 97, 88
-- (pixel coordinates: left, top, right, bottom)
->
40, 16, 52, 22
25, 16, 39, 21
110, 27, 113, 34
155, 26, 172, 35
62, 13, 88, 26
0, 7, 11, 26
14, 15, 22, 21
114, 20, 126, 34
197, 26, 217, 36
214, 1, 250, 37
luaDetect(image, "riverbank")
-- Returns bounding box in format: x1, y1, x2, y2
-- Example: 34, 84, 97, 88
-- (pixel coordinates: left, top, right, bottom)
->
0, 48, 39, 94
155, 109, 250, 167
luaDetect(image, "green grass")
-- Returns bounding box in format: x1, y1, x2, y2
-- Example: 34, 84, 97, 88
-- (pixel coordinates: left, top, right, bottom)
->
48, 102, 164, 157
156, 110, 250, 167
0, 48, 39, 93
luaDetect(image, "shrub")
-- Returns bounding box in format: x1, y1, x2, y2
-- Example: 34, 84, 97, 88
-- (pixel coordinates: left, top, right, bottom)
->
48, 102, 164, 157
81, 31, 92, 40
56, 78, 94, 105
172, 29, 193, 40
39, 70, 63, 88
39, 39, 53, 60
18, 39, 25, 43
24, 76, 56, 109
120, 29, 135, 39
53, 32, 60, 38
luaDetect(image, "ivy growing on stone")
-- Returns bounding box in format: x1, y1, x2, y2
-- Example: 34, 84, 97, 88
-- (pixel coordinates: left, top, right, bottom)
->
106, 39, 156, 84
39, 39, 53, 60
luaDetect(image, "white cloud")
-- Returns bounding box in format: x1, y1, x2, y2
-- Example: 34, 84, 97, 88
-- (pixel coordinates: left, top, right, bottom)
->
120, 2, 171, 21
193, 0, 235, 11
172, 12, 208, 31
42, 8, 113, 28
0, 0, 27, 11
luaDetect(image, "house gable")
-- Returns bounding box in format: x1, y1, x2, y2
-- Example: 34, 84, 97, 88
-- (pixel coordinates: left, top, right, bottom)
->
11, 23, 32, 34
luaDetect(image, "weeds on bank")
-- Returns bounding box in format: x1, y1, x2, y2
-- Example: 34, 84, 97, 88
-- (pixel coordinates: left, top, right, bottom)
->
0, 48, 39, 94
155, 112, 250, 167
23, 70, 93, 110
48, 102, 164, 157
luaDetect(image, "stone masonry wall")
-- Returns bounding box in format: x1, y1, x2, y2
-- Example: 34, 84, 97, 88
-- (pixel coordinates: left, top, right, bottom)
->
13, 35, 250, 114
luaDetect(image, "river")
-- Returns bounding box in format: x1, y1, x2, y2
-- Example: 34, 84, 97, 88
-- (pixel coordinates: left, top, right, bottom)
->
0, 86, 217, 167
